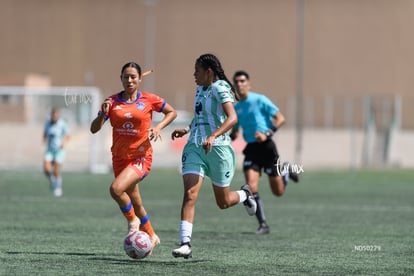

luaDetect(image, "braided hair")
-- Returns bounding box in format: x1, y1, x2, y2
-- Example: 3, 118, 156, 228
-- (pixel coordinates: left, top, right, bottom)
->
196, 54, 239, 101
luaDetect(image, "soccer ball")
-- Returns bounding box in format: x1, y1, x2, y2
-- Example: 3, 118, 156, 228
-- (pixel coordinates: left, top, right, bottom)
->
123, 230, 152, 259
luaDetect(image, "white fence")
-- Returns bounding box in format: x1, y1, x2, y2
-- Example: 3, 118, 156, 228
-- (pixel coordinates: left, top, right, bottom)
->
0, 87, 412, 172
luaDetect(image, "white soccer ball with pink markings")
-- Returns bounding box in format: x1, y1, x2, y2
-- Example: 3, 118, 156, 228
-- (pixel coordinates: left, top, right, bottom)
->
123, 230, 152, 259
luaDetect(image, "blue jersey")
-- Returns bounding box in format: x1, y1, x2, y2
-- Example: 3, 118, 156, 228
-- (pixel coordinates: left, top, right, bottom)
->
44, 118, 68, 151
234, 92, 279, 143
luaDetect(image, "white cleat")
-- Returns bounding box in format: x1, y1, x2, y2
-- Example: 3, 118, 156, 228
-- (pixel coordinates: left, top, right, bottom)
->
127, 217, 140, 234
53, 187, 63, 197
241, 184, 257, 216
172, 243, 192, 259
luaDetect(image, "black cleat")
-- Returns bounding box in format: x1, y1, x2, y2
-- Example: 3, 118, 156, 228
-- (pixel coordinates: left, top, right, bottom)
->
256, 223, 270, 235
282, 162, 299, 183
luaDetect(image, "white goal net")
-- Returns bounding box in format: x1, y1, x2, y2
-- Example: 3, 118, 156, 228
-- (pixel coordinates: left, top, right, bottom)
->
0, 86, 111, 173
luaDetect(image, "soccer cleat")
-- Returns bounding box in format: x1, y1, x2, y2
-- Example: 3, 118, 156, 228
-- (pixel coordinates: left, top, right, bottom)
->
53, 187, 63, 197
240, 184, 257, 216
127, 217, 140, 234
256, 223, 270, 235
172, 242, 192, 259
149, 233, 160, 255
282, 162, 299, 183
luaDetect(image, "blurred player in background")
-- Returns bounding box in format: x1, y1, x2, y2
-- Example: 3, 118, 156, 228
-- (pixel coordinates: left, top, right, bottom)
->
170, 54, 257, 259
230, 70, 299, 235
43, 108, 70, 197
90, 62, 177, 254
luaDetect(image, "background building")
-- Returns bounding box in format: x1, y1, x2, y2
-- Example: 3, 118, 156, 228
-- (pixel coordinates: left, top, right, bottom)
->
1, 0, 413, 170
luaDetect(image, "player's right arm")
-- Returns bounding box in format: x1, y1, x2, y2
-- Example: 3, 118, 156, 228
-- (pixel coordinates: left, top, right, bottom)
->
43, 121, 49, 144
90, 98, 111, 134
171, 118, 193, 140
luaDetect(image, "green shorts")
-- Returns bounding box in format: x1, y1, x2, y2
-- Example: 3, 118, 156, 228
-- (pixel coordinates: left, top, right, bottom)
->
181, 142, 235, 187
44, 149, 65, 164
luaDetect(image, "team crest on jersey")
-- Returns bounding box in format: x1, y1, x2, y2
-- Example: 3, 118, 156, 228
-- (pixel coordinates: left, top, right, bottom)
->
195, 102, 202, 115
137, 102, 145, 110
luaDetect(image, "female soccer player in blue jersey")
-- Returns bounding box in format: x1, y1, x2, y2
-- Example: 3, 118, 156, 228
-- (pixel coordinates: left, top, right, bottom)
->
43, 108, 70, 197
170, 54, 257, 259
231, 70, 299, 235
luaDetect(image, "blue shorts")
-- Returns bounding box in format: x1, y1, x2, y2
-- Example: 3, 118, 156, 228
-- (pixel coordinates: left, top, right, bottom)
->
181, 142, 235, 187
44, 149, 65, 164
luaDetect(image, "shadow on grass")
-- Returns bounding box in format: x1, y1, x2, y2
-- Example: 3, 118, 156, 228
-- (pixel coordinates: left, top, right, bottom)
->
5, 251, 212, 265
6, 251, 97, 256
89, 256, 211, 265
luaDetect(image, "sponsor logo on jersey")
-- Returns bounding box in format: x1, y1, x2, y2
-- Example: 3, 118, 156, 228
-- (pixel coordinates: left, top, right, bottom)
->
115, 121, 139, 136
123, 121, 134, 129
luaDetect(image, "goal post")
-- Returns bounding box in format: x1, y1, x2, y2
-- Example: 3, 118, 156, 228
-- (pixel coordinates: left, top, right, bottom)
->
0, 86, 111, 173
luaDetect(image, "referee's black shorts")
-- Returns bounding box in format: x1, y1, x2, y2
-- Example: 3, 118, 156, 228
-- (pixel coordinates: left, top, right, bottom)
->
242, 139, 279, 176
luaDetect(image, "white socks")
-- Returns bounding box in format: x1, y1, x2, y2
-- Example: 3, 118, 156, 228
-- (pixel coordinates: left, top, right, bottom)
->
237, 190, 247, 203
55, 176, 62, 188
49, 174, 56, 188
281, 168, 289, 184
49, 175, 62, 188
49, 174, 63, 197
180, 220, 193, 244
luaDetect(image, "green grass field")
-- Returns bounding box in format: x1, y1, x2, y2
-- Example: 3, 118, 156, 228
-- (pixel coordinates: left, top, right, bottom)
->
0, 169, 413, 275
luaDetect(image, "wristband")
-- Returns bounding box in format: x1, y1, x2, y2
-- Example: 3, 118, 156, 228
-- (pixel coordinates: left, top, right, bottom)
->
265, 130, 274, 138
98, 111, 109, 120
184, 126, 190, 133
265, 126, 277, 139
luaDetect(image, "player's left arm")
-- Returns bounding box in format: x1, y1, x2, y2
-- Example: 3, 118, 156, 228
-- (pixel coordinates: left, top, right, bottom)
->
61, 134, 71, 149
43, 129, 48, 145
259, 111, 285, 141
150, 102, 177, 142
272, 111, 285, 129
263, 95, 284, 133
61, 123, 71, 149
256, 97, 284, 142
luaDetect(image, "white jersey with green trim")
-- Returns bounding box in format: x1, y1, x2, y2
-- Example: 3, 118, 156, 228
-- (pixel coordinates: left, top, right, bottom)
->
188, 80, 234, 146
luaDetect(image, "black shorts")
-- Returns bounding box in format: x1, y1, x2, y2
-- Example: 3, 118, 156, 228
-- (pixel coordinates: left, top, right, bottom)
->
242, 139, 279, 176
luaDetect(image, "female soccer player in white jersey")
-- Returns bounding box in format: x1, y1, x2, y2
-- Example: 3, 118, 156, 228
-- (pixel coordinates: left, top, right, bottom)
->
43, 108, 70, 197
170, 53, 257, 259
